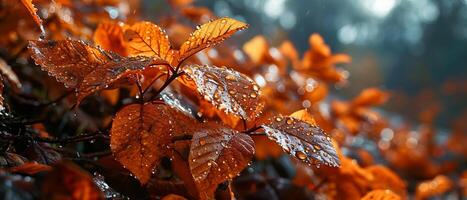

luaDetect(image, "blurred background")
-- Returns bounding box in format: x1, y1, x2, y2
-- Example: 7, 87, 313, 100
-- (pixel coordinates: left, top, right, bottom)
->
143, 0, 467, 129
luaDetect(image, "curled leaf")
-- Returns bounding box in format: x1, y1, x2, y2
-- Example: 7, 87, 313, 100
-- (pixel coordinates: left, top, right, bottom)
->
260, 116, 340, 167
189, 123, 254, 199
28, 39, 164, 104
110, 103, 198, 184
179, 17, 248, 62
181, 64, 263, 120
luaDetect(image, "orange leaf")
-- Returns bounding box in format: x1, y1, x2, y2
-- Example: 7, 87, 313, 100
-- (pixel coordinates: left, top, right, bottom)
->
352, 88, 389, 107
41, 161, 104, 200
290, 109, 317, 125
260, 116, 340, 167
189, 123, 254, 199
28, 39, 164, 104
181, 64, 263, 120
361, 190, 401, 200
124, 21, 177, 64
243, 35, 270, 64
20, 0, 44, 35
9, 162, 51, 175
415, 175, 453, 200
178, 17, 248, 63
162, 194, 189, 200
110, 103, 198, 184
93, 21, 128, 56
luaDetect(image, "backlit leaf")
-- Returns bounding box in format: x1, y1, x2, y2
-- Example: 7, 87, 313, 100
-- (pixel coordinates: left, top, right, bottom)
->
9, 162, 51, 175
93, 21, 128, 56
178, 17, 248, 62
28, 39, 163, 104
125, 21, 177, 64
260, 116, 340, 167
415, 175, 453, 200
361, 190, 401, 200
189, 123, 254, 199
110, 103, 198, 184
181, 64, 263, 120
20, 0, 44, 35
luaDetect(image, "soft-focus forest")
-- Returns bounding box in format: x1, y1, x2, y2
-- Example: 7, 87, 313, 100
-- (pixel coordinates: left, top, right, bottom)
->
0, 0, 465, 200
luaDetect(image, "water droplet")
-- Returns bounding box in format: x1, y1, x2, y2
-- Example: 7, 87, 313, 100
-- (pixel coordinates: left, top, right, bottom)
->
253, 85, 259, 91
225, 75, 236, 81
199, 139, 206, 145
250, 92, 257, 98
296, 151, 307, 160
286, 118, 294, 125
275, 117, 283, 122
229, 90, 236, 95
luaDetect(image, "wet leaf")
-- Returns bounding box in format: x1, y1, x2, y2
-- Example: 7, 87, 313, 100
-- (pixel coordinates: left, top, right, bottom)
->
110, 103, 198, 184
415, 175, 453, 200
189, 123, 254, 199
41, 161, 104, 200
178, 17, 248, 62
28, 39, 164, 104
181, 64, 263, 120
260, 116, 340, 167
361, 190, 401, 200
93, 21, 128, 56
125, 21, 177, 64
20, 0, 44, 35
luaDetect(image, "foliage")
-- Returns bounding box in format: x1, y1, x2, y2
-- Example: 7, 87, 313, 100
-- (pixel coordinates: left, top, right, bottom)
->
0, 0, 464, 200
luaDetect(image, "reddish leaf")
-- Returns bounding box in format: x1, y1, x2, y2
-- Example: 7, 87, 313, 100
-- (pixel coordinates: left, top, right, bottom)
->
260, 116, 340, 167
178, 17, 248, 62
125, 21, 177, 64
28, 39, 165, 104
41, 161, 104, 200
9, 162, 51, 175
20, 0, 44, 34
110, 103, 198, 184
189, 123, 254, 199
181, 64, 263, 120
361, 190, 401, 200
93, 21, 128, 56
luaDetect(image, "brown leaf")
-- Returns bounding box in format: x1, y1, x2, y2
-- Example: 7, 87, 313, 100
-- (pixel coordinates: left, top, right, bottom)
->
178, 17, 248, 63
361, 190, 401, 200
110, 102, 198, 184
20, 0, 44, 35
0, 75, 4, 111
366, 165, 407, 197
93, 21, 128, 56
260, 116, 340, 167
9, 162, 51, 175
189, 123, 254, 199
125, 21, 177, 64
181, 64, 263, 120
0, 58, 22, 90
28, 39, 163, 104
41, 161, 104, 200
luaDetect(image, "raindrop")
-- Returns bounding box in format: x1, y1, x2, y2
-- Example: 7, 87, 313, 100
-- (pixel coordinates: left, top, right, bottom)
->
296, 151, 307, 160
199, 139, 206, 146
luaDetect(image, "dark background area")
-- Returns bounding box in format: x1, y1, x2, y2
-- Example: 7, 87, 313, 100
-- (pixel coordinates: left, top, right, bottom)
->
144, 0, 467, 129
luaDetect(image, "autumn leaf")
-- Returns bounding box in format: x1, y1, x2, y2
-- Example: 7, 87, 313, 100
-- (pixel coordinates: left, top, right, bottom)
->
20, 0, 44, 35
9, 162, 51, 175
0, 75, 4, 111
189, 123, 254, 199
0, 58, 22, 90
110, 102, 198, 184
260, 116, 340, 167
41, 161, 104, 200
181, 64, 263, 120
415, 175, 453, 200
124, 21, 177, 64
351, 88, 389, 107
361, 190, 401, 200
28, 39, 166, 104
93, 21, 128, 56
178, 17, 248, 63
